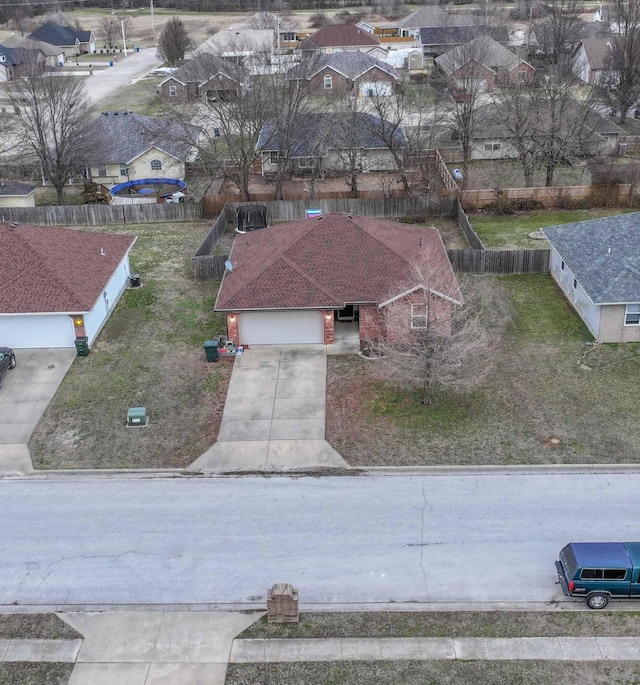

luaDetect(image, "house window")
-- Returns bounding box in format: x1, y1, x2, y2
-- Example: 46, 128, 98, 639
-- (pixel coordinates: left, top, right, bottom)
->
625, 303, 640, 325
573, 278, 577, 289
410, 303, 428, 329
150, 159, 162, 171
298, 157, 314, 168
484, 142, 501, 151
120, 165, 129, 177
561, 260, 565, 271
168, 85, 177, 97
323, 75, 333, 89
268, 151, 279, 164
98, 169, 107, 177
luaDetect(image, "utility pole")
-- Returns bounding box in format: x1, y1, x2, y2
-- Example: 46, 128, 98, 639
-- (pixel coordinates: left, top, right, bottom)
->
121, 16, 132, 57
151, 0, 156, 40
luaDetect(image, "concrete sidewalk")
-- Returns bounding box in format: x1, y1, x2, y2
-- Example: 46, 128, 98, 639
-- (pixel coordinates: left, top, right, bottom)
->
0, 638, 81, 662
189, 346, 348, 473
230, 636, 640, 662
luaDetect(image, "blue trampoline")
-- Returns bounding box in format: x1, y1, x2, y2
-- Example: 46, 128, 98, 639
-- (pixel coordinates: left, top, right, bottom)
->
111, 177, 187, 198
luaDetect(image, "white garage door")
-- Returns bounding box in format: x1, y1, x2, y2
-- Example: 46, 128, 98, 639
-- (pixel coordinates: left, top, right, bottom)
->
239, 310, 324, 345
0, 315, 75, 348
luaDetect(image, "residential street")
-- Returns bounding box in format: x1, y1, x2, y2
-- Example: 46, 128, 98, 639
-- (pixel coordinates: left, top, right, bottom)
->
84, 48, 163, 105
1, 473, 639, 607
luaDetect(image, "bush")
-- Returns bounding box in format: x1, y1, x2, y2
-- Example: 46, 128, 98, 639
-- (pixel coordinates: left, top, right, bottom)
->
484, 194, 544, 214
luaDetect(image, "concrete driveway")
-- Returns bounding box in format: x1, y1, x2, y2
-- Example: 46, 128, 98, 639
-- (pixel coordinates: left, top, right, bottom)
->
189, 346, 348, 473
0, 348, 76, 474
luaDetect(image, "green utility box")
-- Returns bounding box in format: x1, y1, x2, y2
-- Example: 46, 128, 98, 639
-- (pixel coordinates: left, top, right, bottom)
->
74, 336, 89, 357
204, 340, 219, 362
127, 407, 148, 427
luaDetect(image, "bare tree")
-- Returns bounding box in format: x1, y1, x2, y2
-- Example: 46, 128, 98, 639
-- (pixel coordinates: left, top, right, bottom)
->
157, 17, 192, 67
9, 7, 32, 37
100, 15, 119, 51
368, 263, 503, 406
531, 0, 586, 67
598, 0, 640, 124
436, 36, 495, 187
246, 11, 295, 32
7, 61, 91, 204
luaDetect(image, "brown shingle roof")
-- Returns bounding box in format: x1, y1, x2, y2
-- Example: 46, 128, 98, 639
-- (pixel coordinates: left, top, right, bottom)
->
215, 213, 460, 310
0, 223, 136, 314
300, 24, 380, 49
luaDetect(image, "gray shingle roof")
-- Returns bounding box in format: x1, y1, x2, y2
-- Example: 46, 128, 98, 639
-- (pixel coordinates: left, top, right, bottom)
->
397, 5, 476, 29
29, 22, 92, 47
257, 112, 407, 157
84, 111, 199, 165
2, 34, 65, 56
420, 25, 508, 47
288, 51, 397, 80
168, 52, 243, 85
542, 213, 640, 304
0, 181, 36, 196
435, 35, 522, 74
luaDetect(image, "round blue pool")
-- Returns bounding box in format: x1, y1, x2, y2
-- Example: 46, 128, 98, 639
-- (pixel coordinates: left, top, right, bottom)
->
111, 177, 187, 198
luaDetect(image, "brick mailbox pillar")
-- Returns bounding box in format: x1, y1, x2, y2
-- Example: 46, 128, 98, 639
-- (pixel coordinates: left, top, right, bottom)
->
267, 583, 299, 623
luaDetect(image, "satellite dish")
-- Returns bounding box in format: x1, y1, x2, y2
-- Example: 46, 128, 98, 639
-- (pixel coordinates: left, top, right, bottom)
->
224, 260, 233, 272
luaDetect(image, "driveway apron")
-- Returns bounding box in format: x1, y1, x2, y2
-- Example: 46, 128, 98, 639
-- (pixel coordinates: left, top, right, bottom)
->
0, 348, 76, 474
189, 346, 348, 472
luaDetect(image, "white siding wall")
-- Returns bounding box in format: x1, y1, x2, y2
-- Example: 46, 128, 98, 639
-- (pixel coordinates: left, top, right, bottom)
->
549, 246, 601, 338
83, 253, 131, 346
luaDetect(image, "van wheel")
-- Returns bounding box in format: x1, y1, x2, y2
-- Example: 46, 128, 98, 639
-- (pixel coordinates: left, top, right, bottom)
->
587, 593, 609, 609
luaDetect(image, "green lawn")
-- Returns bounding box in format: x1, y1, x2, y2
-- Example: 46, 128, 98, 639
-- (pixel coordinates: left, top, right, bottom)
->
327, 274, 640, 466
29, 221, 233, 469
469, 208, 634, 248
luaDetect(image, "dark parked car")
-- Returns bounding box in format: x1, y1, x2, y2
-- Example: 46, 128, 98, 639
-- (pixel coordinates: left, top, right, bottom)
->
0, 347, 16, 389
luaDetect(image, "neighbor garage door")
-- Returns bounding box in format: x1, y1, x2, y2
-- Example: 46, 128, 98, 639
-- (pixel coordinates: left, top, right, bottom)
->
0, 314, 75, 348
239, 310, 324, 345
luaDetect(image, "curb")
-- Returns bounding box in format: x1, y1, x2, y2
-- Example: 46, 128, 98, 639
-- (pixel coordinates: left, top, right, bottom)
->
5, 463, 640, 479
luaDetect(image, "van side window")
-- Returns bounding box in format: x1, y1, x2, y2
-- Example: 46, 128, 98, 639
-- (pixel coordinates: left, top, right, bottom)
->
604, 569, 627, 580
581, 569, 603, 579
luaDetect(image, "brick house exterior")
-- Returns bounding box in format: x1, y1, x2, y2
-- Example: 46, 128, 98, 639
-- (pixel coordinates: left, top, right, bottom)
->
309, 64, 396, 95
158, 54, 241, 104
215, 213, 461, 349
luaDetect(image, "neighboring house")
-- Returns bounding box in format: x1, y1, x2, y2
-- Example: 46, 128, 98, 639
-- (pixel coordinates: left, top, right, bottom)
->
288, 52, 398, 97
435, 35, 535, 91
420, 26, 509, 57
572, 37, 611, 85
298, 24, 381, 56
466, 102, 623, 160
194, 28, 274, 62
0, 181, 36, 208
526, 19, 603, 59
82, 111, 200, 184
2, 34, 65, 68
29, 21, 95, 55
381, 47, 424, 71
158, 53, 242, 103
0, 222, 135, 349
257, 112, 407, 176
0, 45, 46, 81
542, 213, 640, 343
215, 212, 461, 347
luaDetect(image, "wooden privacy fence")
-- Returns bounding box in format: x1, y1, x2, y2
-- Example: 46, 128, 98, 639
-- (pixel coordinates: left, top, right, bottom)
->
456, 199, 484, 250
460, 184, 640, 210
447, 248, 550, 274
0, 202, 202, 226
192, 208, 231, 280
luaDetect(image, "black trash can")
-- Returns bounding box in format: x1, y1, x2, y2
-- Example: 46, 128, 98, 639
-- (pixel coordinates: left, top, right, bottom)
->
204, 340, 219, 362
75, 336, 89, 357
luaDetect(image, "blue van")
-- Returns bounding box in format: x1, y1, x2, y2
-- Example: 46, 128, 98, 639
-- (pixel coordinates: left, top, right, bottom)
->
556, 542, 640, 609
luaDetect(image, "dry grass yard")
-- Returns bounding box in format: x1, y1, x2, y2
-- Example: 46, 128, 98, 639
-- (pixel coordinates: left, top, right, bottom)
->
30, 221, 232, 470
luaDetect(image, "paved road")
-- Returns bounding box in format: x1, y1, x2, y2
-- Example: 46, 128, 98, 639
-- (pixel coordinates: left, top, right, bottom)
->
1, 473, 639, 606
85, 48, 163, 106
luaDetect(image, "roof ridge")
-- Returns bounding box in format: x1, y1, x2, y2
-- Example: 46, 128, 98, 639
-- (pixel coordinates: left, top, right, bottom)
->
280, 254, 339, 305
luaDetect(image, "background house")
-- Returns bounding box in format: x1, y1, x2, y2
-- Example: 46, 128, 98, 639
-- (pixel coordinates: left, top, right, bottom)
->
435, 35, 535, 92
0, 45, 46, 81
0, 181, 36, 208
257, 112, 406, 176
216, 212, 461, 347
572, 37, 611, 85
0, 222, 135, 349
29, 21, 95, 55
83, 111, 199, 184
288, 52, 397, 97
298, 24, 382, 56
194, 28, 274, 63
420, 26, 509, 58
158, 54, 242, 103
543, 213, 640, 343
2, 34, 65, 68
